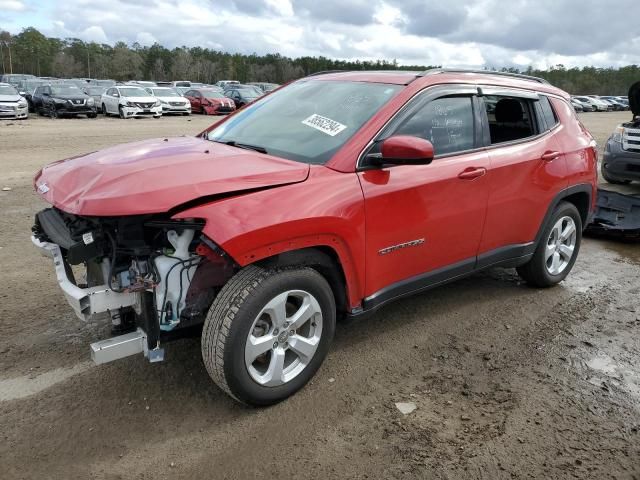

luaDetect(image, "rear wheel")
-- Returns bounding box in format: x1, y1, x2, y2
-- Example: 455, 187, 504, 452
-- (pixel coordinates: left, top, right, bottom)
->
517, 201, 582, 287
201, 265, 335, 406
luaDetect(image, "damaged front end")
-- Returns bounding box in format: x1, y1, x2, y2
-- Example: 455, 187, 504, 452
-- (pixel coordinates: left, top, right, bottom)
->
585, 189, 640, 240
32, 208, 236, 364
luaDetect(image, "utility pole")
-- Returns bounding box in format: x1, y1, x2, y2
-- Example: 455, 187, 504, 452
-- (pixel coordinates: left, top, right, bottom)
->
87, 47, 91, 78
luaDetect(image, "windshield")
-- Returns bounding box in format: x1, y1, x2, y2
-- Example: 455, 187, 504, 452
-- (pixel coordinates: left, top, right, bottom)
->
119, 87, 149, 97
87, 87, 105, 95
208, 80, 401, 165
153, 88, 179, 97
0, 85, 18, 95
51, 85, 82, 96
203, 90, 225, 99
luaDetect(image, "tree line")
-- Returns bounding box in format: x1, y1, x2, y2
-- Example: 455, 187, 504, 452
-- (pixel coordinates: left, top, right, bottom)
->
1, 27, 638, 94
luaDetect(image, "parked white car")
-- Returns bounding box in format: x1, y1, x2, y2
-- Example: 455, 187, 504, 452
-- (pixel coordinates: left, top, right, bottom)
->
101, 86, 162, 118
0, 83, 28, 119
145, 87, 191, 115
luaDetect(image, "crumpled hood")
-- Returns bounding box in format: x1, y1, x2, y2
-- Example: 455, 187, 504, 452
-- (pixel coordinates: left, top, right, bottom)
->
629, 81, 640, 117
34, 136, 310, 216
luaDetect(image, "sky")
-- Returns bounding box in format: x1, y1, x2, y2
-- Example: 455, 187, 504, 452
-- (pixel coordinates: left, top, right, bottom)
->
1, 0, 639, 69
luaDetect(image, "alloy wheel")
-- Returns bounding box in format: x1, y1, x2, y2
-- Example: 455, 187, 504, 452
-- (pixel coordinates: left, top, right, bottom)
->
245, 290, 323, 387
545, 216, 577, 275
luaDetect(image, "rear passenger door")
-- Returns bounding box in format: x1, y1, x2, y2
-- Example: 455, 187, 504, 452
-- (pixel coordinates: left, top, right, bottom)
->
358, 86, 490, 302
476, 88, 568, 263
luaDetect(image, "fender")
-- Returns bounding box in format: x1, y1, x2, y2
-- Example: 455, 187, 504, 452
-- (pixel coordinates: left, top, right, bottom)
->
172, 166, 367, 308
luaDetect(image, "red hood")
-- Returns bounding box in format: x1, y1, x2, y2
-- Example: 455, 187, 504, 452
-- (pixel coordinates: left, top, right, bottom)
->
34, 136, 309, 216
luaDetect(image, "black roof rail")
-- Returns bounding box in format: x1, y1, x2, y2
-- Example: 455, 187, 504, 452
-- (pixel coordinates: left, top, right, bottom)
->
417, 68, 550, 85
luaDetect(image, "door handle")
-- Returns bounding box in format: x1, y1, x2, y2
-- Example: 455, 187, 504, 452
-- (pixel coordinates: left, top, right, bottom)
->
541, 150, 561, 161
458, 167, 487, 180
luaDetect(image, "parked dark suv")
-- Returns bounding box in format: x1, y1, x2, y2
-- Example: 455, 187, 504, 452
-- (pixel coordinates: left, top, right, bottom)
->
32, 84, 97, 118
601, 81, 640, 184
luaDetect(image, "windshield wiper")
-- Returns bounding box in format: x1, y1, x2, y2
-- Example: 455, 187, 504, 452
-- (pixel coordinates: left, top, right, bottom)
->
214, 140, 268, 154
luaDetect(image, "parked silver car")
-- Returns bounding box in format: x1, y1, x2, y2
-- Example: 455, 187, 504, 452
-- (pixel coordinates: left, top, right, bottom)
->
145, 87, 191, 115
0, 83, 28, 119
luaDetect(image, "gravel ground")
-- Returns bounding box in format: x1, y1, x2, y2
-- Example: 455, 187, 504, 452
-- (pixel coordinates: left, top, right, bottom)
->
0, 112, 638, 480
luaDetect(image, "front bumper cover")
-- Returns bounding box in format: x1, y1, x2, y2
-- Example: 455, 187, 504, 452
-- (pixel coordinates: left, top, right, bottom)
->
603, 138, 640, 181
31, 235, 139, 321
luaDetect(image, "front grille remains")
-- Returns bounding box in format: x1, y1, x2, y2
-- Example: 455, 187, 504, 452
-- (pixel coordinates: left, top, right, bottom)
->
623, 127, 640, 153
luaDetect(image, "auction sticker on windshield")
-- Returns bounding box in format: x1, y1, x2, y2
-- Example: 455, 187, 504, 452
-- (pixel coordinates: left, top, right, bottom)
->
301, 114, 347, 136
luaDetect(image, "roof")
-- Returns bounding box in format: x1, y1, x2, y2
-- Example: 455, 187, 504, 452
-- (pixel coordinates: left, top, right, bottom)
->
306, 69, 569, 98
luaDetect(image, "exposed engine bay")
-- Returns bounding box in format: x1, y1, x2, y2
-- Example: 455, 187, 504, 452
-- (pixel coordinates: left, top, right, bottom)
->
32, 208, 236, 362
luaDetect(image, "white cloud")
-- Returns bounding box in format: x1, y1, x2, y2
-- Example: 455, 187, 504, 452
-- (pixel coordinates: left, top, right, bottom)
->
1, 0, 639, 69
0, 0, 26, 12
136, 32, 157, 46
80, 26, 108, 44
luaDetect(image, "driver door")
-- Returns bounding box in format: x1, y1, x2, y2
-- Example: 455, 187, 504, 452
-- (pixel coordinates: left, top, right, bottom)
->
358, 87, 490, 304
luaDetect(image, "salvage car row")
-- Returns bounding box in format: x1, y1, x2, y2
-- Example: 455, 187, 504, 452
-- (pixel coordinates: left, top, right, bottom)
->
0, 75, 278, 119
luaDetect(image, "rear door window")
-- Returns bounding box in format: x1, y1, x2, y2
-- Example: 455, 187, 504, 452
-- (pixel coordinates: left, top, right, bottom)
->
482, 95, 538, 144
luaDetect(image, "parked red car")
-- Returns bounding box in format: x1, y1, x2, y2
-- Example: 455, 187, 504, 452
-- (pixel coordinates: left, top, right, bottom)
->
184, 88, 236, 115
32, 69, 597, 406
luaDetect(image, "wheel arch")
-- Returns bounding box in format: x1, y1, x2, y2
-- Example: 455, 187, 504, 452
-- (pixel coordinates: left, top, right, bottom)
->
534, 184, 593, 247
256, 246, 350, 317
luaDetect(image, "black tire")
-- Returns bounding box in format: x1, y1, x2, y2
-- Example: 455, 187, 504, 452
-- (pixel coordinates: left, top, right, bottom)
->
51, 106, 59, 118
118, 106, 125, 119
517, 201, 582, 287
88, 113, 97, 118
102, 103, 108, 116
202, 265, 336, 406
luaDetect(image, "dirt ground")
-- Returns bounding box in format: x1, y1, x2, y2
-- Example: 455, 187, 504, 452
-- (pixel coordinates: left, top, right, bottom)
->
0, 112, 639, 480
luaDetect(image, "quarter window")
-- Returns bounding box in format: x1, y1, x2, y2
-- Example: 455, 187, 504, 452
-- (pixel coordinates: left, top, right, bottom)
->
538, 95, 559, 130
484, 95, 536, 144
393, 96, 475, 156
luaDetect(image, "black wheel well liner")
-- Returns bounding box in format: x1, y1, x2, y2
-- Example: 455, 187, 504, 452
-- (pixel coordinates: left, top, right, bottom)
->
534, 184, 592, 246
256, 246, 349, 316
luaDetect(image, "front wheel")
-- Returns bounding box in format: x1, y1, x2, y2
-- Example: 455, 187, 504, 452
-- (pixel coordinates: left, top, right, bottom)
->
517, 201, 582, 287
202, 265, 336, 406
118, 106, 125, 119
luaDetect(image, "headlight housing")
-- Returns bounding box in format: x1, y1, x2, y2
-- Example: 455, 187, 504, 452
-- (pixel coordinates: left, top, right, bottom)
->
17, 100, 27, 108
126, 101, 136, 107
87, 97, 95, 106
611, 125, 625, 143
53, 98, 66, 105
154, 100, 161, 107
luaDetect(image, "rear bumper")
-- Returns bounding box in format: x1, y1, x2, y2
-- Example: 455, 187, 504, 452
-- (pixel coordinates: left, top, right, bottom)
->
31, 235, 139, 321
603, 139, 640, 180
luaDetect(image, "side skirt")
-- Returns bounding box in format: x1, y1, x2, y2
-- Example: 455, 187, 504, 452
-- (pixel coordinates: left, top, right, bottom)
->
348, 243, 535, 320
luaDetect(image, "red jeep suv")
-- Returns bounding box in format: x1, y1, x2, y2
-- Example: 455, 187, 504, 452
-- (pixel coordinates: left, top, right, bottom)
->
32, 69, 598, 405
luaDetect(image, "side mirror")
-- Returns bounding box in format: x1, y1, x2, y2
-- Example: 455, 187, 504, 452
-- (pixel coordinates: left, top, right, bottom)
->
113, 93, 120, 97
376, 135, 434, 166
19, 91, 26, 96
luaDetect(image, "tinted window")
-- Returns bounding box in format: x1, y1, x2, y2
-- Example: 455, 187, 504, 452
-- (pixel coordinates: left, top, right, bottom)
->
538, 96, 558, 130
394, 96, 475, 156
484, 95, 536, 144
